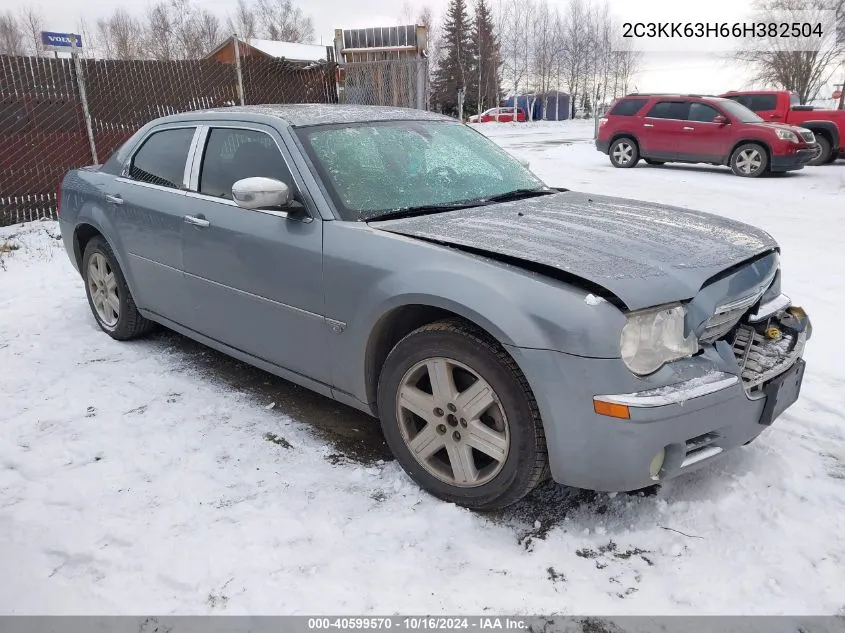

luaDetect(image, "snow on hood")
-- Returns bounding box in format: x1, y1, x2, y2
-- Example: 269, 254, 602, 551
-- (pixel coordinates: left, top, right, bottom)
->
371, 191, 778, 311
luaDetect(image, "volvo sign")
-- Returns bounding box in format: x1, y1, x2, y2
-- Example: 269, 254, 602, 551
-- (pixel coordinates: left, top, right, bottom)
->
40, 31, 83, 52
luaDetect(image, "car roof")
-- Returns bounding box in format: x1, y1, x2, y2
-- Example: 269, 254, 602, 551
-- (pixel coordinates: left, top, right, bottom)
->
151, 104, 454, 128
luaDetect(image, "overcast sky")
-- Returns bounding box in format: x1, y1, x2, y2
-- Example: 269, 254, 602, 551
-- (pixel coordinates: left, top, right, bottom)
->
17, 0, 763, 94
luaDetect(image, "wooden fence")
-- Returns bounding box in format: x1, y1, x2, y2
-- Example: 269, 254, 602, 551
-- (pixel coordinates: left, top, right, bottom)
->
0, 54, 338, 226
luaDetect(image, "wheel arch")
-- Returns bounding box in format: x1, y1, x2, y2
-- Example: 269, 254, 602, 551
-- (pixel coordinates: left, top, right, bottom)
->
363, 303, 522, 414
609, 131, 640, 148
728, 138, 772, 164
72, 221, 141, 302
801, 121, 839, 148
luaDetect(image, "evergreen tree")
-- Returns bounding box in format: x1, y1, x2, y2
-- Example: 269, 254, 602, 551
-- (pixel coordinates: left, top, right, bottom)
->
431, 0, 476, 118
472, 0, 501, 115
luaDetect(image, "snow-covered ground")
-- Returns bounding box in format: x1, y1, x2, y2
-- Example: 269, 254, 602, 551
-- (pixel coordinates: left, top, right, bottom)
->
1, 120, 844, 615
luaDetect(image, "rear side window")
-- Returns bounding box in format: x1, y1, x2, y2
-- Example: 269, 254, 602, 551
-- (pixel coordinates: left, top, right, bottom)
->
609, 99, 647, 116
688, 103, 721, 122
199, 128, 292, 200
646, 101, 690, 119
128, 128, 195, 189
727, 94, 777, 112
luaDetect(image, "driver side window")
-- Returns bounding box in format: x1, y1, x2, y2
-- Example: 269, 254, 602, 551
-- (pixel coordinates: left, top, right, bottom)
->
198, 128, 293, 200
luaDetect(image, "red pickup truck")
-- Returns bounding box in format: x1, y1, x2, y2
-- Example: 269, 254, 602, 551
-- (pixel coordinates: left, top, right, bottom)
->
721, 90, 845, 165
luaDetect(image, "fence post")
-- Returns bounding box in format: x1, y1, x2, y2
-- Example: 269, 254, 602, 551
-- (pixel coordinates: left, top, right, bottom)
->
233, 34, 246, 106
415, 59, 426, 110
72, 49, 98, 165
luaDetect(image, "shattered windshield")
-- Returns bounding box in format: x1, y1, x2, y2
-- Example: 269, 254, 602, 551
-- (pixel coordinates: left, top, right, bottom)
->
295, 120, 545, 220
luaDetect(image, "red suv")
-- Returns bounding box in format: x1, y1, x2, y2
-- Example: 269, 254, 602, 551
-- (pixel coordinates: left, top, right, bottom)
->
596, 94, 818, 177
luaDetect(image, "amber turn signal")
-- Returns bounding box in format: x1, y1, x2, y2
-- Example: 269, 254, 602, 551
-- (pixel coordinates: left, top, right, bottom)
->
593, 399, 630, 419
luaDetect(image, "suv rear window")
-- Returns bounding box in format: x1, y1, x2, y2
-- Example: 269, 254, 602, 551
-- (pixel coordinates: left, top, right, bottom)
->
609, 99, 647, 116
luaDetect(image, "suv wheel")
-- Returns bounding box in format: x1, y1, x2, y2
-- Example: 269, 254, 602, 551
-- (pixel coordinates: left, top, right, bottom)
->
82, 236, 155, 340
730, 143, 768, 177
609, 138, 639, 168
377, 319, 548, 511
807, 136, 832, 166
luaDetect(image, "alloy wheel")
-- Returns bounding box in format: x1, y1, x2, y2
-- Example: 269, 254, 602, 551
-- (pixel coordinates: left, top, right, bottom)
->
736, 149, 763, 175
612, 141, 634, 165
87, 252, 120, 327
396, 357, 510, 487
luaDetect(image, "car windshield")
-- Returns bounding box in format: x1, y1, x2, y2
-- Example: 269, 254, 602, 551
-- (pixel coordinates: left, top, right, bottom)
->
716, 99, 764, 123
295, 120, 546, 221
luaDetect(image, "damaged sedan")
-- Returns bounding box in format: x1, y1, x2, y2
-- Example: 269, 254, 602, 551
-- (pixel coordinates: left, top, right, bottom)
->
58, 105, 812, 510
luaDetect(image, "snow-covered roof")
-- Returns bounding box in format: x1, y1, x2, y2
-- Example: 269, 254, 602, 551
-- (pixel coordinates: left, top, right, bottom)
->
246, 39, 328, 62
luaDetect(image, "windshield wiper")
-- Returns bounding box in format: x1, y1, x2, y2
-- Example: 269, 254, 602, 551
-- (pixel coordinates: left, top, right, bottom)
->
481, 187, 556, 204
362, 201, 484, 222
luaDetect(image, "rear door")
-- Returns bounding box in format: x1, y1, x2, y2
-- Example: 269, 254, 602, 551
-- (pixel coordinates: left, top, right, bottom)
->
108, 125, 197, 324
640, 100, 689, 158
680, 102, 733, 161
180, 123, 331, 384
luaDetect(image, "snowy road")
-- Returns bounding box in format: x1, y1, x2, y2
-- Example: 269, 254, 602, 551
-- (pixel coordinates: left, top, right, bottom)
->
1, 120, 844, 615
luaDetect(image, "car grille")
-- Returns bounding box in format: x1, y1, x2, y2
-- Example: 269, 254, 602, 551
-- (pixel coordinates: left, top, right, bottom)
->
731, 325, 803, 395
800, 130, 815, 143
700, 293, 762, 343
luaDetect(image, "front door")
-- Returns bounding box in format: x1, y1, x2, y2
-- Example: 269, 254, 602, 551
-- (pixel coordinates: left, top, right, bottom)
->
680, 102, 734, 161
108, 125, 196, 325
180, 124, 331, 385
640, 101, 689, 159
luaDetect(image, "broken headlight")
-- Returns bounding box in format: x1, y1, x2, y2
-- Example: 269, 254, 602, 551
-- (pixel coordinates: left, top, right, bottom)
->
620, 303, 699, 376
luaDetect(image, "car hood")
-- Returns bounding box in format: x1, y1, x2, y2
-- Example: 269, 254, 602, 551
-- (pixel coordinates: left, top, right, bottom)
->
370, 191, 778, 311
749, 121, 811, 135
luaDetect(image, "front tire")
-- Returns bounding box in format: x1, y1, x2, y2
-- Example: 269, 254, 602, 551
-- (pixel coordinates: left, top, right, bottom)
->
807, 136, 832, 166
609, 138, 639, 168
377, 319, 548, 510
730, 143, 768, 177
82, 236, 155, 340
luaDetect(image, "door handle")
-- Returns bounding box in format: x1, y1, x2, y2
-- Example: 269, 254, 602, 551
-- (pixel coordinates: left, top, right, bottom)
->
643, 123, 654, 128
184, 215, 210, 228
683, 126, 695, 131
105, 194, 123, 205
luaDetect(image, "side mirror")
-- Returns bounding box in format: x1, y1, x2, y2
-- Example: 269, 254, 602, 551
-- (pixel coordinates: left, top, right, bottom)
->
713, 115, 728, 125
232, 177, 291, 210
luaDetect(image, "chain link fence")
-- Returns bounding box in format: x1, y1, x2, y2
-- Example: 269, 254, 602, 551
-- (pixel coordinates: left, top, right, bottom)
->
0, 47, 338, 226
339, 58, 428, 110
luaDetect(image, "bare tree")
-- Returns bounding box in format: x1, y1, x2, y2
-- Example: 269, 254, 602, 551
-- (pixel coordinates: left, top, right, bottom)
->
184, 9, 221, 57
145, 1, 180, 60
736, 0, 844, 103
19, 7, 45, 56
530, 0, 558, 99
226, 0, 258, 40
97, 9, 145, 60
560, 0, 588, 118
0, 11, 25, 55
611, 41, 641, 98
254, 0, 314, 43
500, 0, 532, 117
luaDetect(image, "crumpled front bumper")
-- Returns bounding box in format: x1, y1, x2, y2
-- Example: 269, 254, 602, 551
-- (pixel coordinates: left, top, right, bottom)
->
506, 307, 811, 492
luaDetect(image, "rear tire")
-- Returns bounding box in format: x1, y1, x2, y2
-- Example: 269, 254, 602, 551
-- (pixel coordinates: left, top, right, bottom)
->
730, 143, 768, 178
82, 236, 155, 340
376, 319, 548, 511
608, 138, 639, 168
807, 136, 831, 166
